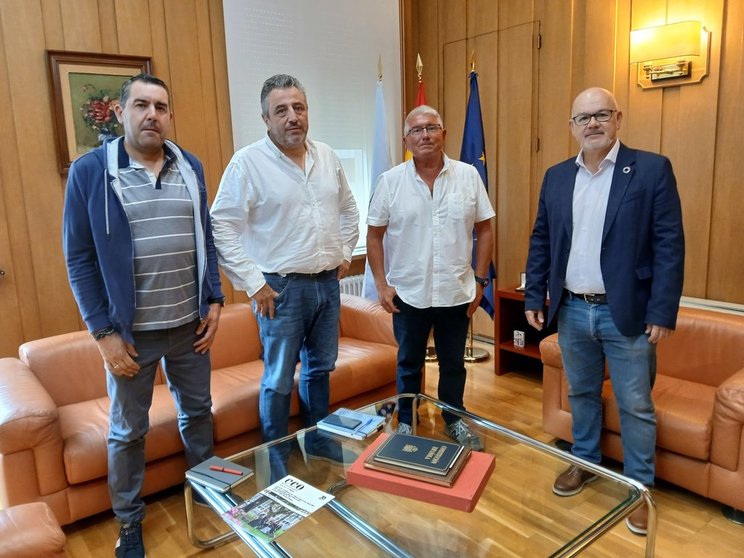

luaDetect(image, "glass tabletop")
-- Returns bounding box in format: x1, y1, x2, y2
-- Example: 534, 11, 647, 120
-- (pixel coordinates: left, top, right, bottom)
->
186, 394, 654, 557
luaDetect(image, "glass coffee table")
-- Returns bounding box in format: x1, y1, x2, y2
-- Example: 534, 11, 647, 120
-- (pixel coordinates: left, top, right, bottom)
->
185, 394, 655, 557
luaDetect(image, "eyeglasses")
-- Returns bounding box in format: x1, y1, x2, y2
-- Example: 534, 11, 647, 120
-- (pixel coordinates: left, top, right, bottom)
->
407, 124, 442, 137
571, 110, 616, 126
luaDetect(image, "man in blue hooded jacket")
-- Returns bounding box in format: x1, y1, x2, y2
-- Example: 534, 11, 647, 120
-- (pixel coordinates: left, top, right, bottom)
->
62, 73, 223, 558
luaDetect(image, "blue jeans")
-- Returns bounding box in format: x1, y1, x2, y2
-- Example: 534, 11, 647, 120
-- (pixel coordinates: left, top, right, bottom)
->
393, 298, 470, 426
557, 294, 657, 486
107, 320, 213, 524
256, 271, 339, 446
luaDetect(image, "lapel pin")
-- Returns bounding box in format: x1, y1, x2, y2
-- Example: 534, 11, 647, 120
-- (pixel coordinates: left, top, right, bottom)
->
623, 166, 631, 174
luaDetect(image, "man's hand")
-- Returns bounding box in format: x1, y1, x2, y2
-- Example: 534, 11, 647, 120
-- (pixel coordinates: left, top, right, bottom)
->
194, 303, 222, 354
96, 333, 139, 377
467, 285, 484, 318
525, 309, 545, 331
377, 284, 399, 314
336, 260, 351, 280
646, 324, 674, 344
253, 283, 278, 319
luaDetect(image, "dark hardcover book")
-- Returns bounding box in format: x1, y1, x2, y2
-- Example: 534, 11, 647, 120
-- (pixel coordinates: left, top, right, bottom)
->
364, 443, 471, 487
348, 433, 495, 512
186, 456, 254, 493
372, 433, 465, 475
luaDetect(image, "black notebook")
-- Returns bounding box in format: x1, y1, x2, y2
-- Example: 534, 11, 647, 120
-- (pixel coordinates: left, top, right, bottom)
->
186, 456, 254, 493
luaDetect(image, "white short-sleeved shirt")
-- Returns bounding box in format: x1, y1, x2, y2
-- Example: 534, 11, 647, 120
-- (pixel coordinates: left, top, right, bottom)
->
367, 156, 495, 308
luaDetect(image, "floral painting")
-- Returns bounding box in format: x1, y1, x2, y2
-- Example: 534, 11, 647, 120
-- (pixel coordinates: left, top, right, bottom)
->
69, 73, 126, 151
47, 51, 151, 173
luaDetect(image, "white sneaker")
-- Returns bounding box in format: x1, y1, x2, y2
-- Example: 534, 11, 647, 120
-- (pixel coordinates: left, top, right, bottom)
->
445, 419, 484, 451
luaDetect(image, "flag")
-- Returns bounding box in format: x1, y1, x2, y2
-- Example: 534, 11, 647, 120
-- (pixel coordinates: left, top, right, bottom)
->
362, 77, 393, 300
460, 71, 496, 318
404, 78, 427, 161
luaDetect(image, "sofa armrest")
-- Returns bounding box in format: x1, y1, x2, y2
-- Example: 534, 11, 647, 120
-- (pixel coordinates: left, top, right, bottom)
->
710, 367, 744, 470
339, 294, 396, 346
0, 358, 60, 454
0, 358, 67, 509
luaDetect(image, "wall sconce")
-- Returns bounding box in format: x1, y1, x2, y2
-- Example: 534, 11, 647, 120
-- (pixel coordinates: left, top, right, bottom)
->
629, 20, 711, 89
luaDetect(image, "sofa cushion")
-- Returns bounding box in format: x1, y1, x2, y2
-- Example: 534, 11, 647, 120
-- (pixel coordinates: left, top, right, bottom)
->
210, 362, 265, 443
330, 339, 398, 403
59, 385, 184, 484
602, 374, 716, 461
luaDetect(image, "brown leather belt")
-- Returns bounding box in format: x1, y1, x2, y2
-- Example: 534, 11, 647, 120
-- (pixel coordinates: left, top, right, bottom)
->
565, 290, 608, 304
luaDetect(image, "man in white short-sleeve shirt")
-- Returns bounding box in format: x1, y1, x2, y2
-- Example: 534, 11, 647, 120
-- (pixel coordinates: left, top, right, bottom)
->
367, 105, 495, 450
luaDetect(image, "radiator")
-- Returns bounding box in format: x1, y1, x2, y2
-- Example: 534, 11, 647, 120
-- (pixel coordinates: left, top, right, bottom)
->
339, 274, 365, 296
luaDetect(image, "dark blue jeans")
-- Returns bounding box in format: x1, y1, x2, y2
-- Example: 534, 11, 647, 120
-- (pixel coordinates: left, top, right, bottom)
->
393, 298, 470, 426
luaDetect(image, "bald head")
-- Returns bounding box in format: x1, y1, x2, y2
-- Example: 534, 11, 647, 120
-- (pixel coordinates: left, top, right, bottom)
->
572, 87, 618, 115
570, 87, 622, 163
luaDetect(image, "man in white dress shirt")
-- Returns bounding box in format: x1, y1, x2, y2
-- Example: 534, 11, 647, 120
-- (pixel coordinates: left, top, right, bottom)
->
210, 74, 359, 465
367, 105, 495, 450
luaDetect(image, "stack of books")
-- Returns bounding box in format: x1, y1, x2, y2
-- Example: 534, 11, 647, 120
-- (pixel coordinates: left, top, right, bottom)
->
364, 433, 470, 487
316, 408, 385, 440
346, 433, 495, 512
186, 456, 253, 493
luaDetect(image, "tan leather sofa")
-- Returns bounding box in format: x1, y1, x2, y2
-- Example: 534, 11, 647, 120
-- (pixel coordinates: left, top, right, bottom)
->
0, 502, 67, 558
0, 294, 398, 525
541, 306, 744, 515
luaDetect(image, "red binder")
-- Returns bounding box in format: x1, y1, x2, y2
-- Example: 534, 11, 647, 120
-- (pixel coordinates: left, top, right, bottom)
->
346, 433, 495, 512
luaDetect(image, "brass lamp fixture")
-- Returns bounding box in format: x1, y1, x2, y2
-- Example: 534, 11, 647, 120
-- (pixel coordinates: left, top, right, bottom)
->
629, 20, 710, 89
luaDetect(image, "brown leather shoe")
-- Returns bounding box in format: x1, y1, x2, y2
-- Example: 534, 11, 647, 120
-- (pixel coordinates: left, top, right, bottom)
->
552, 465, 598, 496
625, 502, 648, 536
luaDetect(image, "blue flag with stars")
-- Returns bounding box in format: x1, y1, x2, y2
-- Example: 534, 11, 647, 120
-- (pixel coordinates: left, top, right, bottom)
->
460, 71, 496, 318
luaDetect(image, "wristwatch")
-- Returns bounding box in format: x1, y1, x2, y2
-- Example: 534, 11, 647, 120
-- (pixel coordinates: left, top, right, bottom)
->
91, 326, 116, 341
474, 275, 490, 288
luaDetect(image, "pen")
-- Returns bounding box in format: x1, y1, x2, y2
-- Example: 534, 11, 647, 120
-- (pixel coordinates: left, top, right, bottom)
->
360, 417, 375, 430
209, 465, 243, 476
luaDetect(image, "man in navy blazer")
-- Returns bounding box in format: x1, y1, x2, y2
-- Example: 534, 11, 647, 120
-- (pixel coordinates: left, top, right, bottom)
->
525, 87, 684, 536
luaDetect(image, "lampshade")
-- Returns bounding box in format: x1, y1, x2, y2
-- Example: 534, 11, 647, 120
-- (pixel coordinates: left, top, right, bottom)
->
630, 20, 701, 63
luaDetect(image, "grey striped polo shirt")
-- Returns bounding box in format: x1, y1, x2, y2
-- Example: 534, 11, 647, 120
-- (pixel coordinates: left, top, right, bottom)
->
118, 144, 199, 331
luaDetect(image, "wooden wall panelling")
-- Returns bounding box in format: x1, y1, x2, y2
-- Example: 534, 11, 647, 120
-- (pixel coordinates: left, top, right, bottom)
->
40, 0, 64, 48
60, 0, 102, 51
97, 0, 118, 53
0, 30, 26, 354
115, 0, 153, 56
471, 31, 499, 337
625, 1, 664, 152
534, 0, 574, 221
497, 21, 537, 289
468, 0, 499, 38
497, 0, 534, 29
708, 0, 744, 301
582, 0, 619, 90
2, 1, 81, 339
442, 41, 467, 160
660, 0, 724, 297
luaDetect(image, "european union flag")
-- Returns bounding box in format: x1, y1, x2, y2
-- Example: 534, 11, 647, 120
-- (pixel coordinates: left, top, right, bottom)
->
460, 71, 496, 318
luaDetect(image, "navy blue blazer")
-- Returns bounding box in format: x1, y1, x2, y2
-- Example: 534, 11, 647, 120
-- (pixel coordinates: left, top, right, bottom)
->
525, 143, 685, 337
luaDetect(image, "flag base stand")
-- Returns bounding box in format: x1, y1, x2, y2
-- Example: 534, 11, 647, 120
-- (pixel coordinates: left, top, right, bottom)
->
464, 318, 490, 363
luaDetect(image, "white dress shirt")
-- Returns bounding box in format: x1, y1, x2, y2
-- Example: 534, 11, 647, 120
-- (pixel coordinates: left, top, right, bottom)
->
367, 156, 495, 308
210, 135, 359, 296
564, 140, 620, 294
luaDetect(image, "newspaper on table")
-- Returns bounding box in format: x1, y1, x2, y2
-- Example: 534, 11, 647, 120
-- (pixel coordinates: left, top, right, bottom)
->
222, 475, 334, 543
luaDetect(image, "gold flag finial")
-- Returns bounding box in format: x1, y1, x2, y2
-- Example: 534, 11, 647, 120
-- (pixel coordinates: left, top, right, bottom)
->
416, 53, 424, 82
470, 50, 476, 72
378, 55, 383, 80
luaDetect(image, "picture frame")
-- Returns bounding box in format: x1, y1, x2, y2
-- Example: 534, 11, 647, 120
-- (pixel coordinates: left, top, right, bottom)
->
47, 50, 152, 173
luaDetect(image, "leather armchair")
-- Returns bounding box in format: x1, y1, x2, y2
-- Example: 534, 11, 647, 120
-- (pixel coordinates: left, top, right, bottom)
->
541, 306, 744, 517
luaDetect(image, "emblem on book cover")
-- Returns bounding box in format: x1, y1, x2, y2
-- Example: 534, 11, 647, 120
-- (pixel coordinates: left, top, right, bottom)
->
402, 444, 419, 453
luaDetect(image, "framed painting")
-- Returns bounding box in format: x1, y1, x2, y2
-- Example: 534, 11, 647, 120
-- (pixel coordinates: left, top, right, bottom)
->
47, 51, 152, 173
